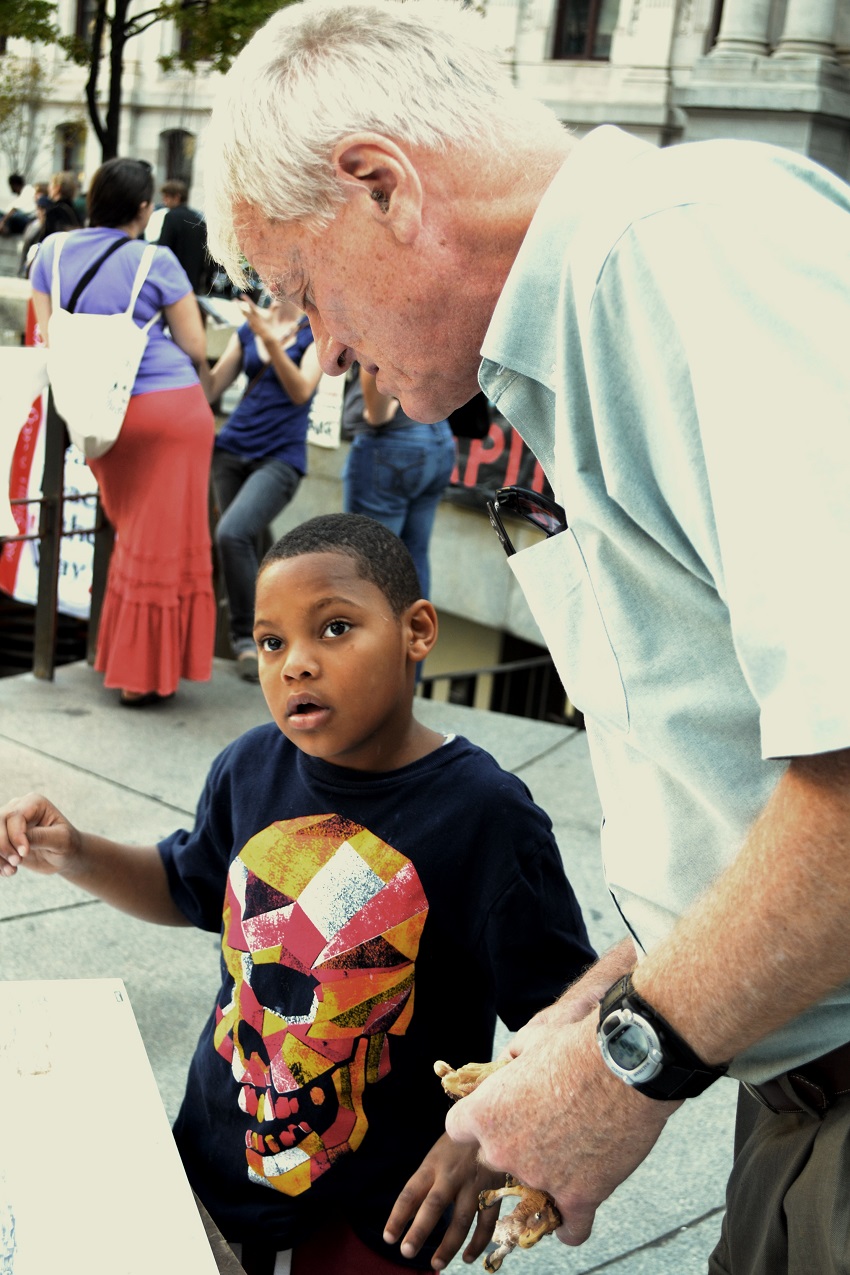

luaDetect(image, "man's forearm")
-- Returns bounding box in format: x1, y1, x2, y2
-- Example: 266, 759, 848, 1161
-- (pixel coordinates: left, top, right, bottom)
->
633, 748, 850, 1066
562, 936, 637, 1015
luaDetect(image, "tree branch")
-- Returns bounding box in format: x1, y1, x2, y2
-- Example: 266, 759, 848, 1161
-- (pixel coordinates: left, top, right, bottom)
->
85, 0, 108, 153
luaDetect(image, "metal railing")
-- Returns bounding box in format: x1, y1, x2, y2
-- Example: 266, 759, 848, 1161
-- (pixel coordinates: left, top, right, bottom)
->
1, 391, 112, 678
418, 654, 584, 728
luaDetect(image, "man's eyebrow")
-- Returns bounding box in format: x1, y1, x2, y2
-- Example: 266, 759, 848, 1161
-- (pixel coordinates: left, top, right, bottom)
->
269, 248, 305, 303
268, 275, 300, 304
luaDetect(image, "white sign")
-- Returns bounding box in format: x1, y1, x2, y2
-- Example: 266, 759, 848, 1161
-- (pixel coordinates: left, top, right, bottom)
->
0, 979, 219, 1275
306, 373, 345, 449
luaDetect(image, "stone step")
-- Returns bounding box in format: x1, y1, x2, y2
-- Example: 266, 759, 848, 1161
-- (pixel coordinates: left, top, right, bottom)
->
0, 233, 24, 277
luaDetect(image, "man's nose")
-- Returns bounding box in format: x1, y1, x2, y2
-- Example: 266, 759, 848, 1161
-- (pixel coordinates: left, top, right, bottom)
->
308, 310, 350, 376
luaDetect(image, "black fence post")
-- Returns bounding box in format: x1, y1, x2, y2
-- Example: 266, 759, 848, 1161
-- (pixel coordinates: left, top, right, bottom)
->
86, 497, 113, 666
32, 391, 65, 680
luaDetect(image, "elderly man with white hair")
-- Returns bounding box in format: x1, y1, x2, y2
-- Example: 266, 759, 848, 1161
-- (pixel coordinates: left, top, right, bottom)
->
203, 5, 850, 1274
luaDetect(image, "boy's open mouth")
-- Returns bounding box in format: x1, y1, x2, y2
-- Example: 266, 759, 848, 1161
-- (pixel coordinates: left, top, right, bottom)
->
286, 693, 330, 726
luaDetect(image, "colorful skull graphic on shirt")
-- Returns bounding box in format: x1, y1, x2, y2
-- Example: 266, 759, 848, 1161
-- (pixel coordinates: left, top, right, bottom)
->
214, 813, 428, 1196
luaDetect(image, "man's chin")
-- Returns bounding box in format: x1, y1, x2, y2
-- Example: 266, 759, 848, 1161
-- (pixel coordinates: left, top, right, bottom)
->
396, 386, 478, 426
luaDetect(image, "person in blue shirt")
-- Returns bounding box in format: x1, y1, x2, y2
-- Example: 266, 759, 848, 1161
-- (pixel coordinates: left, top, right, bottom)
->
208, 296, 322, 680
0, 512, 595, 1275
343, 366, 455, 600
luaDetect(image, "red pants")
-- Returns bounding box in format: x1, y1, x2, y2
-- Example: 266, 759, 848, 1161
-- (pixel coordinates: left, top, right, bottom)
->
237, 1220, 415, 1275
293, 1220, 414, 1274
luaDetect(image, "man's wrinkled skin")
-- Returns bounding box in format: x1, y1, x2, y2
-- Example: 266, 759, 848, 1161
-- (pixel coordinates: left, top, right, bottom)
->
434, 1058, 563, 1269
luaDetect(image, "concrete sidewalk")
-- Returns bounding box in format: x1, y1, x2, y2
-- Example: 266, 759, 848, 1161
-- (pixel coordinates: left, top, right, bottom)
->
0, 659, 735, 1274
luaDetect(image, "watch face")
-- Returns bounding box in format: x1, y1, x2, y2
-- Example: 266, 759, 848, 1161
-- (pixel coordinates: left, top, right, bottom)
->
608, 1021, 652, 1070
598, 1006, 664, 1085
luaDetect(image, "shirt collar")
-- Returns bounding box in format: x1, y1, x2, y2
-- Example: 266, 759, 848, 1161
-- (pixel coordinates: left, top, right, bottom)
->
480, 125, 651, 395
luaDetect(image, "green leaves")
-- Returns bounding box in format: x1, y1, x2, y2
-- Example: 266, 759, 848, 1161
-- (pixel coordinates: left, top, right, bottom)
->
0, 0, 59, 44
159, 0, 294, 73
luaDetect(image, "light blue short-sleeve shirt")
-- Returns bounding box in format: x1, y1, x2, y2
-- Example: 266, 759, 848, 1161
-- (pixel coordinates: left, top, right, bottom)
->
481, 126, 850, 1083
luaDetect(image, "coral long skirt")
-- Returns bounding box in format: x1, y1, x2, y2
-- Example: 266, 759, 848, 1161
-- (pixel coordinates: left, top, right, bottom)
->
88, 384, 216, 697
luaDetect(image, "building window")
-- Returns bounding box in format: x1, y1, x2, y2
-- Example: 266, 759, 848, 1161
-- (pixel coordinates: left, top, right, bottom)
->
55, 121, 87, 175
159, 129, 195, 186
175, 0, 210, 60
552, 0, 620, 59
75, 0, 99, 41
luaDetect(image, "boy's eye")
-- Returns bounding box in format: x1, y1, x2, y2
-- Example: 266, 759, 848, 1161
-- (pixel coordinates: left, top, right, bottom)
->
323, 619, 351, 639
258, 635, 282, 653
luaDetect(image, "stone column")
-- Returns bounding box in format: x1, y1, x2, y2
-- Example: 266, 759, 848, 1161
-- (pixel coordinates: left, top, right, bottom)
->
773, 0, 839, 58
836, 1, 850, 65
708, 0, 772, 57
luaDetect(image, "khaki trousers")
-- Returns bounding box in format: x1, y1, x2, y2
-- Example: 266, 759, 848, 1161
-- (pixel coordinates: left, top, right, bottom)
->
709, 1084, 850, 1274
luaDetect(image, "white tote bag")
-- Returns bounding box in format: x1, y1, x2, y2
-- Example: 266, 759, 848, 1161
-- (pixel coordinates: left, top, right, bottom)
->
46, 236, 160, 459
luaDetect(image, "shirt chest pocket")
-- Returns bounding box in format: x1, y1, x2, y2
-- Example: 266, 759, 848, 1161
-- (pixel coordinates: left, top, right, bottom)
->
509, 530, 629, 733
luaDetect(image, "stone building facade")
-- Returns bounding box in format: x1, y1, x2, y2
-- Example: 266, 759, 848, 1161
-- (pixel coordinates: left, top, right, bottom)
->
4, 0, 850, 195
3, 0, 217, 202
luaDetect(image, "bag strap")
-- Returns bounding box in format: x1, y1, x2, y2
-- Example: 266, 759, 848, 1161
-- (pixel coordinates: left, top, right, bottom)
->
243, 364, 270, 396
56, 235, 132, 313
50, 234, 160, 330
127, 243, 161, 333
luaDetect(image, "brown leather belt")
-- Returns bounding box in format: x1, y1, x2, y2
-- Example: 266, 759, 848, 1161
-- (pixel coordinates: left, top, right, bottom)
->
745, 1039, 850, 1117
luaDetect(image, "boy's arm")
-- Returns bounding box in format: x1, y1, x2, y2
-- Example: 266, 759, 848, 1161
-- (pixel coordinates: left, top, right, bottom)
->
360, 367, 399, 425
383, 1131, 502, 1271
0, 792, 188, 926
502, 935, 638, 1053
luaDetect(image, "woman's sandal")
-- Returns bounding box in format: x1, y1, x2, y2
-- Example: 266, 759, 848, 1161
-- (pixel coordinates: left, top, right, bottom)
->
119, 691, 175, 708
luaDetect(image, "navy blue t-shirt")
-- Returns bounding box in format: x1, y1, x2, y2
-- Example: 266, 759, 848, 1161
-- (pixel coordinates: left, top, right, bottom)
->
215, 316, 314, 471
159, 726, 594, 1265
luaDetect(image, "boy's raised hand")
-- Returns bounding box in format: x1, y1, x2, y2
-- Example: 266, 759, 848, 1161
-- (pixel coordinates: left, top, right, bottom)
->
384, 1131, 502, 1270
0, 793, 81, 878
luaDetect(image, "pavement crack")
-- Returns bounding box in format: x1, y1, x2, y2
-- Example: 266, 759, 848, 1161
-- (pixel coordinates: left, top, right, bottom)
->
512, 730, 584, 776
1, 897, 101, 925
572, 1206, 726, 1272
0, 732, 196, 818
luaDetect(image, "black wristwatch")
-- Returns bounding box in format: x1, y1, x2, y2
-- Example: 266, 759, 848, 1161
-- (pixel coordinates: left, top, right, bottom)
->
596, 975, 728, 1101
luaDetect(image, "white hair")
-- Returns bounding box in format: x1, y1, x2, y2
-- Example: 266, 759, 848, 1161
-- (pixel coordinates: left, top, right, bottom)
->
203, 0, 565, 282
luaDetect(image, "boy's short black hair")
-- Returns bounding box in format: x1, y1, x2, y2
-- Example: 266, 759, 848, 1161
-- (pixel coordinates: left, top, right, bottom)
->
262, 514, 422, 616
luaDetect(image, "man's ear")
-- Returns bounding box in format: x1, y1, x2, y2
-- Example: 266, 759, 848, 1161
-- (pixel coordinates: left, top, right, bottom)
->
404, 599, 438, 664
331, 133, 423, 244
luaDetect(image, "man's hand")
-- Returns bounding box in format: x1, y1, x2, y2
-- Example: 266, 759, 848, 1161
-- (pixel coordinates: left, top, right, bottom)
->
383, 1132, 502, 1270
445, 1012, 680, 1247
0, 793, 81, 878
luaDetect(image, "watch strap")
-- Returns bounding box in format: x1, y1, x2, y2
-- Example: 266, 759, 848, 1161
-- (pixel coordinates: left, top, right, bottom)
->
599, 975, 728, 1101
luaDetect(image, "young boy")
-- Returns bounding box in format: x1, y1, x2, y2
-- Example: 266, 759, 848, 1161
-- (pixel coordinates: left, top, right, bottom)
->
0, 514, 594, 1274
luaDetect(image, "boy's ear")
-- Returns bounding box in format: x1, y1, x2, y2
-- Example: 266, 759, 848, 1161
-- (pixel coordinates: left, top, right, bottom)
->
405, 599, 438, 664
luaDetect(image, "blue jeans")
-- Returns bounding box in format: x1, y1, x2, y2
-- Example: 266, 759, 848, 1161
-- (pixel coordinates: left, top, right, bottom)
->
212, 448, 301, 652
342, 421, 456, 597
